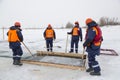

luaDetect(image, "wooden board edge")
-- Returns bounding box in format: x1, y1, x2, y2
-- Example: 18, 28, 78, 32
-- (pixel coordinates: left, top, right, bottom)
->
37, 51, 86, 59
22, 60, 86, 70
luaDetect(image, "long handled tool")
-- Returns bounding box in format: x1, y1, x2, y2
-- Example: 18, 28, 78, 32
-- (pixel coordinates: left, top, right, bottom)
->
65, 34, 69, 53
22, 42, 34, 57
82, 48, 85, 60
81, 47, 86, 68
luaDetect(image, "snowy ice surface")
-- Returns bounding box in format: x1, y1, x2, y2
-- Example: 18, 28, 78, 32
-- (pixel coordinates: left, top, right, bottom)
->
0, 26, 120, 80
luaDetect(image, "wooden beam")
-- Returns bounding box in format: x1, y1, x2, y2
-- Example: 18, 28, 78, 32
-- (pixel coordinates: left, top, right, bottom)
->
22, 51, 86, 70
37, 51, 86, 59
22, 60, 86, 70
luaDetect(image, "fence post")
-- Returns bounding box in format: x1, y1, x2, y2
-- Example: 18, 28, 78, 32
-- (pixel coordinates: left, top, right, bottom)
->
3, 27, 4, 40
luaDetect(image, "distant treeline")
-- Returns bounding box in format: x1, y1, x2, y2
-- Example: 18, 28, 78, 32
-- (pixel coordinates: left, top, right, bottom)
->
99, 17, 120, 26
65, 17, 120, 28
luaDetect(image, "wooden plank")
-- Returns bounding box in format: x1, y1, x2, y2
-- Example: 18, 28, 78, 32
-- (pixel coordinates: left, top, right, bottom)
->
37, 51, 86, 59
22, 60, 86, 70
22, 51, 86, 70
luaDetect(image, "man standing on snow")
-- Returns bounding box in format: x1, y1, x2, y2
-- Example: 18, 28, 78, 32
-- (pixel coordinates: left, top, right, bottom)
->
43, 24, 56, 52
7, 22, 23, 66
67, 21, 82, 53
83, 18, 103, 76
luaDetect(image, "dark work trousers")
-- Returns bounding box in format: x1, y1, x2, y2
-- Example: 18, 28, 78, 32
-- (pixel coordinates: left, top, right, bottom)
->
88, 52, 101, 72
70, 36, 79, 53
46, 39, 53, 52
12, 46, 23, 61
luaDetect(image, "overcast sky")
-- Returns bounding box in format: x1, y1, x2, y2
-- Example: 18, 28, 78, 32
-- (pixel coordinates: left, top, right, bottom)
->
0, 0, 120, 28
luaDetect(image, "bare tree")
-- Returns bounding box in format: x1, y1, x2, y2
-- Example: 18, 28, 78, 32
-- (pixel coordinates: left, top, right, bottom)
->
99, 17, 120, 26
65, 22, 74, 28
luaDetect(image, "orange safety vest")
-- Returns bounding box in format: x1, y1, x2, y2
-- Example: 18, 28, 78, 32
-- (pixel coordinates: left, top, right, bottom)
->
92, 26, 102, 46
72, 27, 79, 36
85, 26, 102, 46
45, 29, 54, 38
8, 30, 20, 42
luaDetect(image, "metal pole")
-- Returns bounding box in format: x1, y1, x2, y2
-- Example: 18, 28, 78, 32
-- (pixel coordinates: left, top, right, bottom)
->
65, 34, 69, 53
81, 47, 86, 68
22, 42, 34, 57
82, 48, 85, 60
3, 27, 4, 40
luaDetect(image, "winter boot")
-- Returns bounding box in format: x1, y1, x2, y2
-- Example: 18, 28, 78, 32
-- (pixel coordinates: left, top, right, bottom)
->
50, 49, 53, 52
13, 60, 18, 65
69, 51, 73, 53
13, 60, 23, 66
47, 49, 49, 52
69, 50, 73, 53
90, 71, 101, 76
75, 50, 78, 53
86, 68, 94, 72
69, 49, 73, 53
17, 60, 23, 66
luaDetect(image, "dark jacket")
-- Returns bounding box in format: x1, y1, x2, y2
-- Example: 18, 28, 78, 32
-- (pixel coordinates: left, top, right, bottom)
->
7, 26, 23, 49
83, 21, 103, 55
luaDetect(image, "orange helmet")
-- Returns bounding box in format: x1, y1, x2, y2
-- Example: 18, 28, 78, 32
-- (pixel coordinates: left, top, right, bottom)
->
48, 24, 51, 27
75, 21, 79, 24
85, 18, 93, 24
48, 24, 52, 28
14, 22, 21, 27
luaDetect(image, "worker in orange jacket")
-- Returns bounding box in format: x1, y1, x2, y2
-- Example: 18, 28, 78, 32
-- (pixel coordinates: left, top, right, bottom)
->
83, 18, 103, 76
43, 24, 56, 52
7, 22, 23, 66
67, 21, 82, 53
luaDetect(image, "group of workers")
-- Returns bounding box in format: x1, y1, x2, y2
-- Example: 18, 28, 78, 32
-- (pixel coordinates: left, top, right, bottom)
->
7, 18, 103, 76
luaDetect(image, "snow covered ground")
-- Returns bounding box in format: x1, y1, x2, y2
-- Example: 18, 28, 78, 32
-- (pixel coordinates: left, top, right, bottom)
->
0, 26, 120, 80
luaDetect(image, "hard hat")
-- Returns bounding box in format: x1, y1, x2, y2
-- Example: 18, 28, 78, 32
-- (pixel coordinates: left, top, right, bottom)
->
85, 18, 93, 24
48, 24, 52, 28
48, 24, 51, 27
14, 22, 21, 27
75, 21, 79, 24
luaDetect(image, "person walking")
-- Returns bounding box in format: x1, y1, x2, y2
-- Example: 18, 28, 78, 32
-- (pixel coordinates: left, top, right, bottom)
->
7, 22, 24, 66
83, 18, 103, 76
67, 21, 82, 53
43, 24, 56, 52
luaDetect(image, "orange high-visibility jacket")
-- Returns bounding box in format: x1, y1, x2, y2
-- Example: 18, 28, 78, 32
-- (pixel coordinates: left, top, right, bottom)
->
72, 27, 79, 36
8, 30, 20, 42
92, 26, 102, 46
45, 29, 54, 38
85, 26, 102, 46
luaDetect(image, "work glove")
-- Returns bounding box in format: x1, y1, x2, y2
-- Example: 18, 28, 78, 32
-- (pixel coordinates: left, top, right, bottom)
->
80, 39, 82, 42
83, 43, 86, 49
20, 41, 23, 42
67, 32, 70, 34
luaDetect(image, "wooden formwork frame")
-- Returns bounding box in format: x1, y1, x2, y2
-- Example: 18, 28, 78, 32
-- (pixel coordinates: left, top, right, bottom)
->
22, 51, 86, 70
